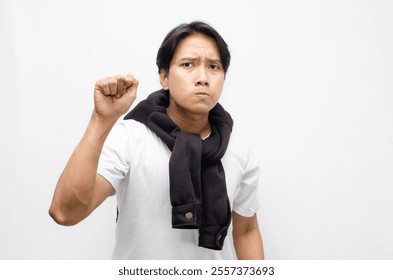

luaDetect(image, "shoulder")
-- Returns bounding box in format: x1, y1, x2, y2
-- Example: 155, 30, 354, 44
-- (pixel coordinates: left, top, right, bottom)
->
103, 119, 160, 156
111, 119, 157, 142
116, 119, 170, 155
115, 119, 149, 134
226, 124, 254, 158
222, 124, 260, 174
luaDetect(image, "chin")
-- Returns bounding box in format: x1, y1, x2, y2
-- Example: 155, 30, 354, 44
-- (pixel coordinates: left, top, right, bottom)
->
194, 106, 216, 115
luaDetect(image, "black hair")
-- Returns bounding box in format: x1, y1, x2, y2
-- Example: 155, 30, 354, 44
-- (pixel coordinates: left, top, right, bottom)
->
156, 21, 231, 75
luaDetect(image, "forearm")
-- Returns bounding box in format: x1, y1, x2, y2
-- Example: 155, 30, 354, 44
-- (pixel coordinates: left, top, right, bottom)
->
49, 113, 116, 224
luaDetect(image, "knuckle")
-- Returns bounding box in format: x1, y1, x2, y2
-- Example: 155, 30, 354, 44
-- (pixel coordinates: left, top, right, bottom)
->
107, 77, 117, 85
95, 79, 104, 88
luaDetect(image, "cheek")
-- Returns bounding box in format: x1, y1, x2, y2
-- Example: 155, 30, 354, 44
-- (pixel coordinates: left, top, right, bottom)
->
167, 74, 186, 91
213, 79, 225, 96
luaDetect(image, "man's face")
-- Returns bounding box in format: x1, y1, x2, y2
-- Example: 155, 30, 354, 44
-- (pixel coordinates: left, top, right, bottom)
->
160, 33, 225, 116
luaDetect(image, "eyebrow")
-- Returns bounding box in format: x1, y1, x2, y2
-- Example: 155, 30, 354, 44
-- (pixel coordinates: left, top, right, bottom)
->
180, 57, 222, 64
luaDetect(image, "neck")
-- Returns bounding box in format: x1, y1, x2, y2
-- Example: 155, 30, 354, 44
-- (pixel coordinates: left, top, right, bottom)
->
167, 106, 211, 139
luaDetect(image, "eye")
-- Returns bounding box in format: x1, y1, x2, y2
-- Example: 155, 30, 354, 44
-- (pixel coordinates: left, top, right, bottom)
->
209, 64, 220, 70
182, 62, 194, 68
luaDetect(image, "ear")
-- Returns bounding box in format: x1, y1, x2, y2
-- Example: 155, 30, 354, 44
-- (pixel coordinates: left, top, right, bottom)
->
159, 68, 169, 90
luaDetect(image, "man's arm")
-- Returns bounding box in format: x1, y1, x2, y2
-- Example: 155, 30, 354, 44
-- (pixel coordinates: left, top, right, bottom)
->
232, 211, 264, 260
49, 74, 138, 226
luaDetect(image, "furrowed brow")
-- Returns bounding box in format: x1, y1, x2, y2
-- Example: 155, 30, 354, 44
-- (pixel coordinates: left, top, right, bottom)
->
209, 58, 222, 65
179, 57, 222, 65
180, 57, 197, 62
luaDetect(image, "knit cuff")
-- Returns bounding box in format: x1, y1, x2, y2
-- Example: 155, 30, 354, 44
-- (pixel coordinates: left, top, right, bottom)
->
172, 203, 201, 229
198, 225, 229, 250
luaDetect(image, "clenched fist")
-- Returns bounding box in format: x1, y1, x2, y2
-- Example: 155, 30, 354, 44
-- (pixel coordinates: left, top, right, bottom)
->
93, 73, 139, 122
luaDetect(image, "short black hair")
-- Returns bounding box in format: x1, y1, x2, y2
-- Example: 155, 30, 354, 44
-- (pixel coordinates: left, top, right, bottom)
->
156, 21, 231, 75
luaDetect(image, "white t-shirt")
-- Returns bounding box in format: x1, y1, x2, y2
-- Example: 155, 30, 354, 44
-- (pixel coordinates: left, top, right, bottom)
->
97, 120, 260, 259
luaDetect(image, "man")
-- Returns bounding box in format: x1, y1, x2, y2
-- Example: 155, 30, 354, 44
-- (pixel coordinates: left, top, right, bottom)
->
49, 21, 264, 259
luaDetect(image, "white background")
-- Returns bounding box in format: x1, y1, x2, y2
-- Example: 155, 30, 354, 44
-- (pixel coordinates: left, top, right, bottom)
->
1, 0, 392, 259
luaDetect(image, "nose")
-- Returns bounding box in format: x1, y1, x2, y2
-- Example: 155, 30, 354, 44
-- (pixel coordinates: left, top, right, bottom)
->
195, 67, 209, 86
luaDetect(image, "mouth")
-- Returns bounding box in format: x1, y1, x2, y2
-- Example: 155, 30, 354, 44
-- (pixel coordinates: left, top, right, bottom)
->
195, 92, 209, 96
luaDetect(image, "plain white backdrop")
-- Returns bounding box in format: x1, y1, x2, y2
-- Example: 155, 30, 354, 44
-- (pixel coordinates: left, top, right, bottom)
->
1, 0, 392, 259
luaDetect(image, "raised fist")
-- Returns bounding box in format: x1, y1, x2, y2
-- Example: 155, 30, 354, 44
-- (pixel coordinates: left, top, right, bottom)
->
93, 73, 139, 121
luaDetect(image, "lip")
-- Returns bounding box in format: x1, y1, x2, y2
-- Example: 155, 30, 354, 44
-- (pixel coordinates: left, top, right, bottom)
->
195, 92, 209, 96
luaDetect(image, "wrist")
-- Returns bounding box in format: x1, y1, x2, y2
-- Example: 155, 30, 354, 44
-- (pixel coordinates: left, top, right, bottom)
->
86, 112, 118, 144
91, 111, 118, 127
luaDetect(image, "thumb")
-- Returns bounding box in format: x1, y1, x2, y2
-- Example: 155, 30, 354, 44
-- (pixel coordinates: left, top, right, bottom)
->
124, 73, 138, 89
122, 73, 139, 101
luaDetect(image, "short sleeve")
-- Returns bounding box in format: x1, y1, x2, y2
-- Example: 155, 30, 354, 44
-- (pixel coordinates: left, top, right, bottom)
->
232, 144, 261, 217
97, 121, 130, 192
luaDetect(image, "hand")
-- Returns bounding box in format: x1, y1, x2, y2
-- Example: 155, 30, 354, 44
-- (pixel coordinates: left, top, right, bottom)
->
93, 73, 139, 122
